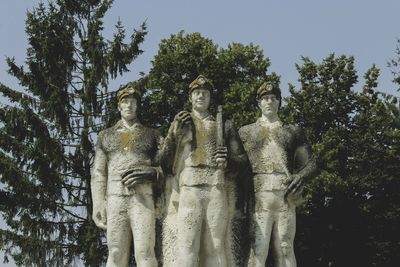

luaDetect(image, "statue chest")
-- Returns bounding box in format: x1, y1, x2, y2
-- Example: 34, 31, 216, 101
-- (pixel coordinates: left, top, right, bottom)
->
101, 127, 157, 157
186, 118, 218, 167
243, 125, 294, 173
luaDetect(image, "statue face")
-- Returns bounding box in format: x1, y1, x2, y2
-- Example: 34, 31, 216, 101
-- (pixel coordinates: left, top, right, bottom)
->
258, 94, 279, 116
190, 89, 211, 112
118, 96, 138, 121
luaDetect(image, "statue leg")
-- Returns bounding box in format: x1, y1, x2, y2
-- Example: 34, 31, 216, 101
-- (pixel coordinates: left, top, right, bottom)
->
248, 191, 275, 267
106, 195, 131, 267
177, 186, 204, 267
202, 185, 228, 267
129, 184, 157, 267
271, 192, 296, 267
224, 181, 238, 267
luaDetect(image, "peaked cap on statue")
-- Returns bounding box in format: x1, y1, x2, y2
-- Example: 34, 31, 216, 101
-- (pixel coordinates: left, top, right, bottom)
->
189, 75, 214, 94
117, 84, 142, 103
256, 82, 281, 100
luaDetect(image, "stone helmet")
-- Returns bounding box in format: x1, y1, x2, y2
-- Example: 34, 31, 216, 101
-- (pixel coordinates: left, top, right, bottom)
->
117, 83, 142, 103
189, 75, 214, 95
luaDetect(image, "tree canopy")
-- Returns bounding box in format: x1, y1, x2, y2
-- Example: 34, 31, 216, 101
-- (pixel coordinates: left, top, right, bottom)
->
136, 31, 279, 133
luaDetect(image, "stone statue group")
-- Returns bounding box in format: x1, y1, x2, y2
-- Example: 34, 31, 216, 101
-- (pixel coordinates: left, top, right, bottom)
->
91, 75, 317, 267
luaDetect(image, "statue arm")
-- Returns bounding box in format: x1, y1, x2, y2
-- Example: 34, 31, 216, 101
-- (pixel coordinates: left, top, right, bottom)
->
286, 127, 318, 197
158, 128, 178, 175
226, 121, 250, 172
153, 132, 166, 190
293, 144, 318, 182
158, 111, 192, 175
292, 127, 318, 181
91, 132, 108, 230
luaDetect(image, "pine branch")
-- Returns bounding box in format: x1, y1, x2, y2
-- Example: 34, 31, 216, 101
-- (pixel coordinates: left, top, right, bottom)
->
57, 205, 85, 221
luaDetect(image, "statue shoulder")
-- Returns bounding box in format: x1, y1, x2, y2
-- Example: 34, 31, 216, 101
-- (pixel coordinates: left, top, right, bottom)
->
282, 124, 308, 147
138, 125, 162, 145
238, 122, 258, 139
140, 124, 160, 135
282, 123, 302, 135
96, 120, 125, 143
148, 126, 161, 140
95, 125, 116, 149
224, 119, 236, 131
223, 119, 242, 141
97, 125, 114, 140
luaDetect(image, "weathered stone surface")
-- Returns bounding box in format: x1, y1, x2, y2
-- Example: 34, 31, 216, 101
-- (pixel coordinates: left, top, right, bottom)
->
91, 79, 316, 267
239, 82, 317, 267
91, 86, 159, 267
160, 75, 248, 267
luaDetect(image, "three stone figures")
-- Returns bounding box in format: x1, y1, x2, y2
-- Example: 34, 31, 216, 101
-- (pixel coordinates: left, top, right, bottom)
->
91, 76, 317, 267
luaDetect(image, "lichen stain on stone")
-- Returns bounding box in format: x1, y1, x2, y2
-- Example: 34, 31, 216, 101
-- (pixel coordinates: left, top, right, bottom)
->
193, 122, 207, 164
257, 126, 271, 145
118, 130, 133, 151
118, 129, 141, 152
190, 118, 217, 166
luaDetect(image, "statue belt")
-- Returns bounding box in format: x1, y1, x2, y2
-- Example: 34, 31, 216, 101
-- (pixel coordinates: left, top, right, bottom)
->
185, 164, 217, 169
179, 166, 223, 186
253, 173, 290, 191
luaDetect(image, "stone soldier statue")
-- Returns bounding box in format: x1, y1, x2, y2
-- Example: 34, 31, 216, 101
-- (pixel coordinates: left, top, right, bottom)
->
239, 82, 317, 267
91, 85, 160, 267
161, 75, 248, 267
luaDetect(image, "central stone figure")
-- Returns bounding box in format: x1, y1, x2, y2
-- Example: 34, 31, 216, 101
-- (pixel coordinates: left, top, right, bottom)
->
163, 75, 247, 267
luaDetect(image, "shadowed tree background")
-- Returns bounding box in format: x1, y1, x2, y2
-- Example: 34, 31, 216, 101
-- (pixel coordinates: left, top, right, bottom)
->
0, 0, 146, 266
282, 55, 400, 267
1, 1, 399, 266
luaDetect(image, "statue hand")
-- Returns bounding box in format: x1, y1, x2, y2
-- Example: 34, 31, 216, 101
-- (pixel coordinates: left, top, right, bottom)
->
93, 206, 107, 230
214, 146, 228, 169
121, 166, 157, 188
170, 111, 191, 139
285, 174, 304, 199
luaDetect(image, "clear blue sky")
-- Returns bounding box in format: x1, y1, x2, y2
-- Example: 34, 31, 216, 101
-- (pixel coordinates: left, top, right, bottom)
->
1, 0, 400, 266
1, 0, 400, 97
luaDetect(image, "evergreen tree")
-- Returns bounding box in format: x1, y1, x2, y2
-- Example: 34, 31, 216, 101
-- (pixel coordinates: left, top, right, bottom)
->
388, 37, 400, 127
388, 38, 400, 93
0, 0, 146, 266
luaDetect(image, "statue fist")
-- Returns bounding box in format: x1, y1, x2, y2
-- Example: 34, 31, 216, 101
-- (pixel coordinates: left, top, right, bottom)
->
93, 206, 107, 230
170, 111, 192, 139
214, 146, 228, 168
285, 175, 304, 201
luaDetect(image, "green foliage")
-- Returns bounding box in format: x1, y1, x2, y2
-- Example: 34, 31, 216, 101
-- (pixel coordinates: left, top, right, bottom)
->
388, 38, 400, 91
1, 4, 399, 265
0, 0, 146, 266
285, 55, 400, 266
138, 31, 276, 133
